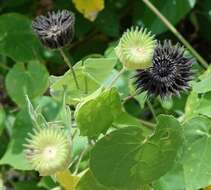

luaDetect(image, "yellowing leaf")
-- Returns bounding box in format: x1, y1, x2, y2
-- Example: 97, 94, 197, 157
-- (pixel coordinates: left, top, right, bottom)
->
205, 185, 211, 190
72, 0, 104, 21
56, 170, 80, 190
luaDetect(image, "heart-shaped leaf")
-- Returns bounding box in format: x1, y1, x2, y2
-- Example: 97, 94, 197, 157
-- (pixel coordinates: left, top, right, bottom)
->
6, 61, 49, 107
90, 115, 183, 189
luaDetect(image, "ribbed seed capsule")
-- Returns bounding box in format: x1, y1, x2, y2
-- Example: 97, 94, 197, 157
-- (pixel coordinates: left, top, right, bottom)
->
115, 27, 156, 69
32, 10, 75, 49
24, 127, 71, 176
134, 40, 194, 98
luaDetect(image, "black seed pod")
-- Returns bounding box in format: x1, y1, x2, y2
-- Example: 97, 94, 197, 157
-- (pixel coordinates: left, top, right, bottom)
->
134, 40, 193, 98
32, 10, 75, 49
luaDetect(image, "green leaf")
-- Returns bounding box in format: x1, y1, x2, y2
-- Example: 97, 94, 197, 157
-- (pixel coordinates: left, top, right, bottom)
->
75, 88, 121, 137
133, 0, 196, 34
113, 111, 143, 128
184, 91, 201, 119
35, 96, 61, 122
0, 109, 32, 170
76, 57, 116, 83
50, 57, 116, 104
0, 106, 5, 135
196, 92, 211, 118
5, 61, 49, 107
90, 126, 145, 189
26, 95, 48, 129
76, 170, 109, 190
152, 164, 185, 190
0, 13, 43, 62
90, 115, 183, 189
13, 180, 44, 190
196, 0, 211, 45
182, 116, 211, 190
124, 98, 142, 118
38, 177, 57, 189
133, 115, 183, 184
185, 91, 211, 119
192, 74, 211, 93
113, 110, 153, 136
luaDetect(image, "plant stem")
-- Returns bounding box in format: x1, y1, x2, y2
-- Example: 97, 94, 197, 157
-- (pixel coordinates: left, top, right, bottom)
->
139, 118, 156, 129
123, 92, 139, 102
146, 99, 158, 123
59, 48, 80, 89
74, 146, 89, 175
109, 67, 126, 88
142, 0, 209, 69
55, 169, 79, 190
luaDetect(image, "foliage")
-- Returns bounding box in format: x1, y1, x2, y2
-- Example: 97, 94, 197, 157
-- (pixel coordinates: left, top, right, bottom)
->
0, 0, 211, 190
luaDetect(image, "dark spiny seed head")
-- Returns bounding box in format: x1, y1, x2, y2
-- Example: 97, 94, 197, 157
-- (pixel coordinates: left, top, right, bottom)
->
134, 40, 194, 98
32, 10, 75, 49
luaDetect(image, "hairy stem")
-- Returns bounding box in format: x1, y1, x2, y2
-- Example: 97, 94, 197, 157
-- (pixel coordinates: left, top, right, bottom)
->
142, 0, 209, 69
109, 67, 126, 88
59, 49, 80, 89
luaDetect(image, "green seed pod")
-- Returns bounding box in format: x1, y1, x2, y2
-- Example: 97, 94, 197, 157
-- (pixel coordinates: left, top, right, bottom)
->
24, 127, 71, 176
115, 27, 156, 69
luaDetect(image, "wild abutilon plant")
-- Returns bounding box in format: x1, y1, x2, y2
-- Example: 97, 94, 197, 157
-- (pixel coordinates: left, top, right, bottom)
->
24, 127, 71, 176
32, 10, 75, 49
134, 40, 193, 98
115, 27, 156, 69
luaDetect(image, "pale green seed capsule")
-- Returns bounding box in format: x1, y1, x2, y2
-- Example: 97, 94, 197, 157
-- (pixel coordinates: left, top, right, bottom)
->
115, 27, 156, 70
24, 127, 71, 176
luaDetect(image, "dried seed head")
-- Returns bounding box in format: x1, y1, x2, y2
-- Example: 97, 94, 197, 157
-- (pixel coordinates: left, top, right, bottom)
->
134, 40, 194, 98
115, 27, 156, 69
32, 10, 75, 49
24, 127, 71, 176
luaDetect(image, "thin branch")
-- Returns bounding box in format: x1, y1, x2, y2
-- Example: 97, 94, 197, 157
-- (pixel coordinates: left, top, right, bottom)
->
59, 48, 80, 89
